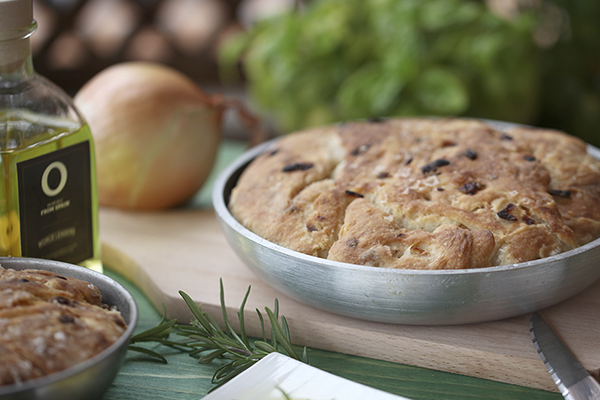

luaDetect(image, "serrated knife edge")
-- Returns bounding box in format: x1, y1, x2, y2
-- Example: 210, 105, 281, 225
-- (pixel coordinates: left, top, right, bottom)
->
530, 312, 600, 400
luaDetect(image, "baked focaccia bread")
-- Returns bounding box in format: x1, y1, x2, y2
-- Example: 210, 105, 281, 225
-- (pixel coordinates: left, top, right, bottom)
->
0, 266, 127, 385
229, 118, 600, 269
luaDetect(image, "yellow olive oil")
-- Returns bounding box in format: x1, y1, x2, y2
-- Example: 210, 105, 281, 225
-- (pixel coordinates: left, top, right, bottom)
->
0, 109, 101, 271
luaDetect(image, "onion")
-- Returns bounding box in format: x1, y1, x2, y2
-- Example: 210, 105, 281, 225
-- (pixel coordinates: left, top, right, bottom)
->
74, 61, 227, 210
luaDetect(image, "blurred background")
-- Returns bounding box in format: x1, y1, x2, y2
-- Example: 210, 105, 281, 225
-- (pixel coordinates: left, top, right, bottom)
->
30, 0, 600, 146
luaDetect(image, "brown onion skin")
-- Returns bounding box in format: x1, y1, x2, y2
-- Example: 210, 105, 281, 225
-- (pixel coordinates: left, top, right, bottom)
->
75, 62, 224, 210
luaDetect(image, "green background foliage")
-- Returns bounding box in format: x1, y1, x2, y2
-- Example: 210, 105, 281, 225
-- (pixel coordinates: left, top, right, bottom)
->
221, 0, 600, 147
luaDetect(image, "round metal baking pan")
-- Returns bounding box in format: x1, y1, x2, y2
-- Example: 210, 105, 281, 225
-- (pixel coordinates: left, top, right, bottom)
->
213, 120, 600, 325
0, 257, 138, 400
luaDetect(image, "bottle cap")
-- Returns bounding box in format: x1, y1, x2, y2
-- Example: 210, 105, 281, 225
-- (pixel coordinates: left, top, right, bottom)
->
0, 0, 33, 33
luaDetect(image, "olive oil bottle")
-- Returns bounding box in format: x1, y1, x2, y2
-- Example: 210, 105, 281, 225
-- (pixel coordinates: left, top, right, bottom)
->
0, 0, 101, 271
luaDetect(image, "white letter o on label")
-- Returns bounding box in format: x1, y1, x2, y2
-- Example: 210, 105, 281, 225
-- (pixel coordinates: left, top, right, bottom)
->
41, 161, 68, 197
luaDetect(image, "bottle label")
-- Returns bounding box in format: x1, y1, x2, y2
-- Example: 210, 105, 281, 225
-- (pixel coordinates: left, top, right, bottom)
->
17, 141, 93, 264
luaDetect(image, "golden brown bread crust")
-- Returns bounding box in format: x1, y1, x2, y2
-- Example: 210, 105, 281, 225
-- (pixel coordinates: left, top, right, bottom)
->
0, 266, 127, 386
229, 118, 600, 269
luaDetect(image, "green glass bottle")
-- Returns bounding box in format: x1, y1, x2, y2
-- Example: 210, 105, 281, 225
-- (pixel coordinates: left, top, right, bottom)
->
0, 0, 101, 271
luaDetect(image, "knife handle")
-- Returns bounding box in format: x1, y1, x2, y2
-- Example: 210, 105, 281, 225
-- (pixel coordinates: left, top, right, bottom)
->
566, 376, 600, 400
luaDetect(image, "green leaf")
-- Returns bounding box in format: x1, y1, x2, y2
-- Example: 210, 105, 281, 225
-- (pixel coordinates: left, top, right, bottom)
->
256, 309, 267, 342
270, 299, 280, 349
419, 0, 481, 31
265, 307, 301, 361
198, 349, 227, 364
130, 319, 177, 342
302, 346, 309, 364
414, 68, 469, 114
281, 315, 291, 341
218, 278, 234, 337
204, 312, 226, 339
336, 64, 406, 119
209, 361, 255, 392
254, 340, 278, 353
237, 285, 252, 349
179, 291, 210, 329
128, 346, 168, 363
186, 335, 217, 345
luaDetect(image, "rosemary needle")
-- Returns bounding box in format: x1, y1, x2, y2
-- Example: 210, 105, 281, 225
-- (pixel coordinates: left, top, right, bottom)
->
127, 305, 188, 363
127, 278, 308, 391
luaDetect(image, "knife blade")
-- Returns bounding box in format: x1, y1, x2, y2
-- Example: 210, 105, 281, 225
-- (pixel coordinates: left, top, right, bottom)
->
530, 312, 600, 400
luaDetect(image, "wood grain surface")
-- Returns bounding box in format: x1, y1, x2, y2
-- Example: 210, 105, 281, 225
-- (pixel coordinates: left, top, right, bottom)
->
103, 268, 562, 400
99, 207, 600, 393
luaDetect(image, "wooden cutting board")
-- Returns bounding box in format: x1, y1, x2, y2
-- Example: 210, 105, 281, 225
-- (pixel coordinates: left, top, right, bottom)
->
99, 206, 600, 393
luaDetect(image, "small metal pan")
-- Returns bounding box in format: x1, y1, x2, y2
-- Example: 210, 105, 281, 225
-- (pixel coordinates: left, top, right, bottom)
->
213, 121, 600, 325
0, 257, 138, 400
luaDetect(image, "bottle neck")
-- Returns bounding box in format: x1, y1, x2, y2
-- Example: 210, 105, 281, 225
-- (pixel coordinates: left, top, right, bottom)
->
0, 37, 34, 77
0, 21, 37, 78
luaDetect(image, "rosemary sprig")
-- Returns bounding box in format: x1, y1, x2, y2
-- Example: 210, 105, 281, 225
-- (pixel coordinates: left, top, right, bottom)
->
127, 305, 190, 363
127, 279, 308, 392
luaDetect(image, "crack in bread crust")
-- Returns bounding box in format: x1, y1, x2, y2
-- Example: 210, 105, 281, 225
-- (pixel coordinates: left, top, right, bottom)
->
229, 118, 600, 269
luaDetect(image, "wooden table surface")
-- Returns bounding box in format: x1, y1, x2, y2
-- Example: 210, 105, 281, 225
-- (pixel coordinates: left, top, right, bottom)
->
102, 267, 562, 400
99, 139, 566, 400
